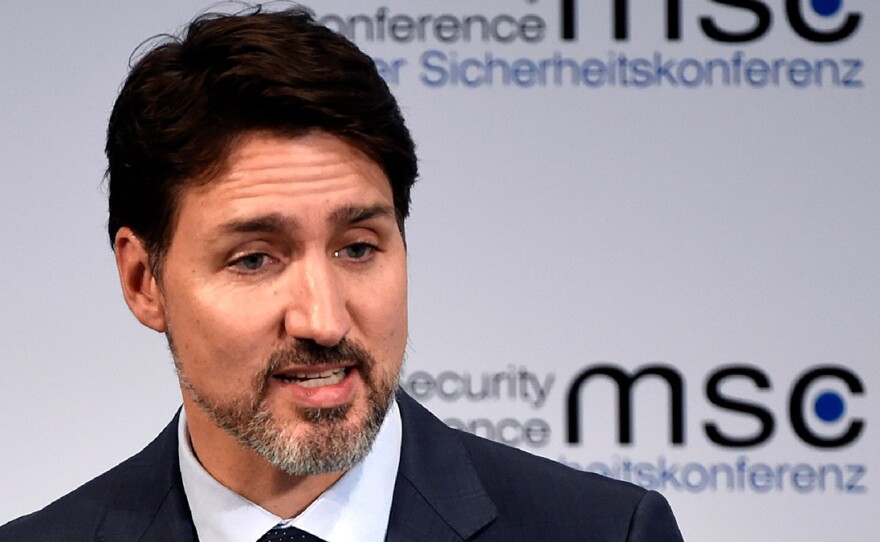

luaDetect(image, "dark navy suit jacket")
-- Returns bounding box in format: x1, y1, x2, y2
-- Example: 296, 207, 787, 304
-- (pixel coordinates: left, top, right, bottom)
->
0, 392, 683, 541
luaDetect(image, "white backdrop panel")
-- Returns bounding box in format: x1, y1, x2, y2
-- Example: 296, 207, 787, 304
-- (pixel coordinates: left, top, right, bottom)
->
1, 2, 877, 540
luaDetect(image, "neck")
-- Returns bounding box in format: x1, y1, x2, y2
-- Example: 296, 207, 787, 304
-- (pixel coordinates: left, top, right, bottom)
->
182, 397, 344, 518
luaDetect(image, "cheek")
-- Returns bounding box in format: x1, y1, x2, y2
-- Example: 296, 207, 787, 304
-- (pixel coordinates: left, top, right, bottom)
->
358, 264, 408, 358
164, 281, 283, 382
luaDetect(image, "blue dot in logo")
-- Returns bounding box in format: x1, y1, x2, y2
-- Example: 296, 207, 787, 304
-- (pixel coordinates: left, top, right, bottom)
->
811, 0, 842, 17
814, 391, 845, 422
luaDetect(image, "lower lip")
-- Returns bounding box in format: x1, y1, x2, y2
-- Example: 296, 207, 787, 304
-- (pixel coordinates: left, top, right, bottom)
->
271, 368, 359, 409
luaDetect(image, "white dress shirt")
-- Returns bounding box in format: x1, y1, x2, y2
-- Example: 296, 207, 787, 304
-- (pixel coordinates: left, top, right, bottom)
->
178, 401, 402, 542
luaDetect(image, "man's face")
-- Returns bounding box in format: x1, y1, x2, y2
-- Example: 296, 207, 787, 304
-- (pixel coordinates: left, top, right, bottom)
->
156, 131, 408, 474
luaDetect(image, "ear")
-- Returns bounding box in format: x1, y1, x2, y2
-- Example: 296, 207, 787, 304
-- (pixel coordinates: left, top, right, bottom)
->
114, 228, 167, 332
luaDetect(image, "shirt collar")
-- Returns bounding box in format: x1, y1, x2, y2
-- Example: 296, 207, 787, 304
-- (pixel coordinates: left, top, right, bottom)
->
178, 400, 402, 542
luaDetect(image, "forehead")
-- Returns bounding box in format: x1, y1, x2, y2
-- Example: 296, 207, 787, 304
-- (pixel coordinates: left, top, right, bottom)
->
174, 131, 394, 230
209, 130, 388, 196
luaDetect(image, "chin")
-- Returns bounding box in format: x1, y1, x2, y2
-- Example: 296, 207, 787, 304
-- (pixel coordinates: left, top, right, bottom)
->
250, 395, 390, 475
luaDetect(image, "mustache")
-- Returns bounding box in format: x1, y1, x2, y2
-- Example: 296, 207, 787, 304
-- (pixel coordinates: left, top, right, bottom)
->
253, 338, 375, 395
266, 338, 374, 371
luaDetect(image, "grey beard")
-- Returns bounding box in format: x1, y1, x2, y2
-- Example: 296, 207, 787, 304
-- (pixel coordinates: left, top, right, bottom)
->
177, 367, 394, 475
240, 398, 389, 475
170, 334, 397, 475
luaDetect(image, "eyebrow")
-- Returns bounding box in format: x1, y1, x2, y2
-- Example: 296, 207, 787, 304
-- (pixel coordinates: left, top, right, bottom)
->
212, 205, 395, 240
328, 204, 395, 226
215, 213, 297, 237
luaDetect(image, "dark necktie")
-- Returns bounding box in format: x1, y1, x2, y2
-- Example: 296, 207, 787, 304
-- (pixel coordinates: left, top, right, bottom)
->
257, 525, 327, 542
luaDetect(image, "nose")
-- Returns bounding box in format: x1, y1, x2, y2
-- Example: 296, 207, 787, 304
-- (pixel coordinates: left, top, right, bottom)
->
283, 252, 351, 347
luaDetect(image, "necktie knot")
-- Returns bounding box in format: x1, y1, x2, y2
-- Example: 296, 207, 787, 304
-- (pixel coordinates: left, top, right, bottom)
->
257, 524, 326, 542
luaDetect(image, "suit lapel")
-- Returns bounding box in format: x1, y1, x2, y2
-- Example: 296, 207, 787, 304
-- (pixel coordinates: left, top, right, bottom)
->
97, 412, 198, 542
387, 393, 497, 541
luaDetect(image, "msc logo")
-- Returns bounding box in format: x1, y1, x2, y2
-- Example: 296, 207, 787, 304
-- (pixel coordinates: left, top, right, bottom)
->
566, 364, 865, 449
560, 0, 861, 43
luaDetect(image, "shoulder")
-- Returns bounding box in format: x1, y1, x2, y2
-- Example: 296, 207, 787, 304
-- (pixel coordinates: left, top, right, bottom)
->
396, 392, 682, 540
0, 461, 129, 540
0, 416, 180, 541
399, 391, 647, 508
460, 429, 642, 509
458, 429, 682, 541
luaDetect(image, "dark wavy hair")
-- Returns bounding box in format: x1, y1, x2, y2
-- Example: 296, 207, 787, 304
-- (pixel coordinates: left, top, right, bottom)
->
106, 6, 417, 272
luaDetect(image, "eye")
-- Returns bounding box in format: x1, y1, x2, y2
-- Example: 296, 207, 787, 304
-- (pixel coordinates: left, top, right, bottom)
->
334, 242, 377, 262
228, 252, 272, 272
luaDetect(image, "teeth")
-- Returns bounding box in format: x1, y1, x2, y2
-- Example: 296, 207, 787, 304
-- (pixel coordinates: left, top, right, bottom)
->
292, 369, 340, 379
278, 368, 347, 387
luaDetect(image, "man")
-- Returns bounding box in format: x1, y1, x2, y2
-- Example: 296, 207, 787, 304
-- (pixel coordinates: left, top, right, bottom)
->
1, 7, 682, 542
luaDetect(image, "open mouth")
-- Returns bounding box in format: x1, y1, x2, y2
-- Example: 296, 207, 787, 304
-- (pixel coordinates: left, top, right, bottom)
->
273, 367, 351, 388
